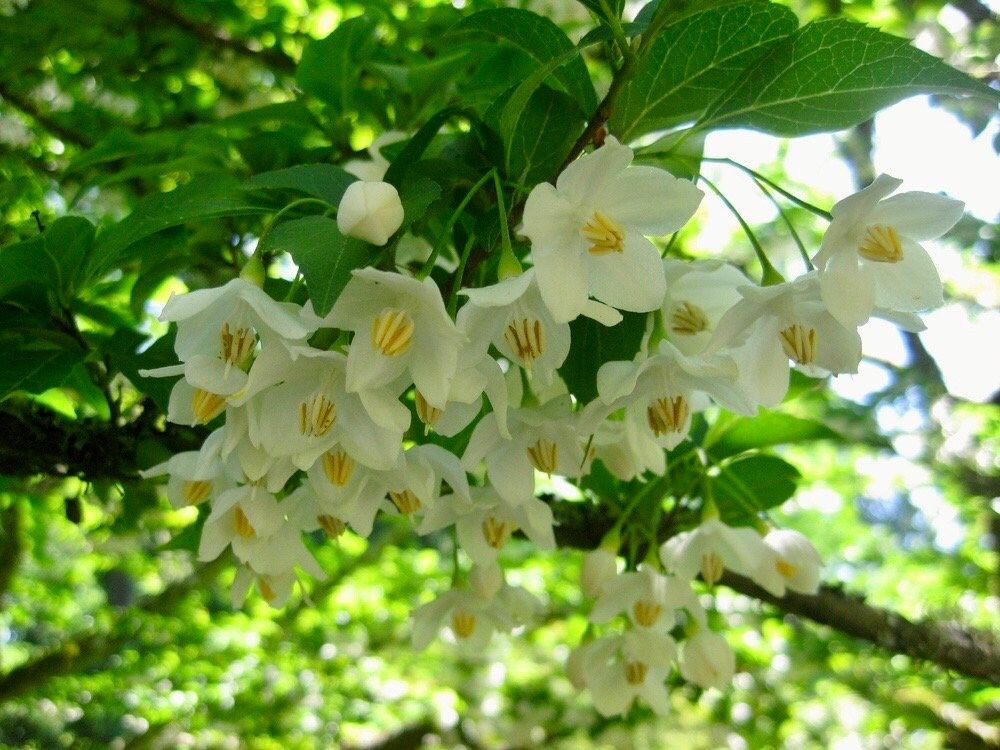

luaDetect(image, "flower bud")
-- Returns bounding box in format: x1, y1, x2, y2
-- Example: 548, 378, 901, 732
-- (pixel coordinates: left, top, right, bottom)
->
763, 529, 822, 594
337, 180, 404, 246
581, 548, 618, 598
469, 562, 504, 600
679, 628, 735, 690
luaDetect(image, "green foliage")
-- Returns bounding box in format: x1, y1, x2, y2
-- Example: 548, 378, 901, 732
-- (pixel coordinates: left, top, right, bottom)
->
559, 312, 648, 403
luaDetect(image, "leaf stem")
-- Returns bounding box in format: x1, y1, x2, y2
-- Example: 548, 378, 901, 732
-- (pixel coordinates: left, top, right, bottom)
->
699, 175, 784, 286
418, 169, 496, 281
701, 157, 833, 220
753, 178, 815, 272
447, 234, 478, 318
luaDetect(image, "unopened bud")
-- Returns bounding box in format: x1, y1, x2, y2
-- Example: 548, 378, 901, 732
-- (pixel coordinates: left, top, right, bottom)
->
337, 180, 404, 246
581, 548, 618, 598
497, 249, 523, 280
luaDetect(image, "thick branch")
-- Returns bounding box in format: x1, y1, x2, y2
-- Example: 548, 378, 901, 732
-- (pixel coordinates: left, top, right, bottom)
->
551, 501, 1000, 684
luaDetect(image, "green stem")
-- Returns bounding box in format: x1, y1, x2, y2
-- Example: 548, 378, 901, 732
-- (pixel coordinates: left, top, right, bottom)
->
447, 234, 478, 318
753, 178, 815, 272
491, 169, 513, 261
699, 175, 784, 286
418, 169, 495, 280
701, 158, 833, 220
284, 272, 304, 302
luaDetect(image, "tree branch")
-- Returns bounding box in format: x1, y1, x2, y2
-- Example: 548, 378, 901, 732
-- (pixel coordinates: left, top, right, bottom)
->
0, 81, 95, 148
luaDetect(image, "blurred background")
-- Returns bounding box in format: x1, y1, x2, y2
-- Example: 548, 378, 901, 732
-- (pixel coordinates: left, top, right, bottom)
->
0, 0, 997, 747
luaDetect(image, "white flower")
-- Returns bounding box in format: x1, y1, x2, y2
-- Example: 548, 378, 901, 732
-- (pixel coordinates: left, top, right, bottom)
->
377, 444, 471, 522
814, 174, 963, 326
661, 258, 748, 355
708, 274, 862, 408
411, 583, 540, 651
231, 565, 297, 608
585, 416, 665, 481
198, 484, 283, 565
578, 629, 676, 717
580, 548, 619, 598
420, 485, 555, 564
521, 136, 703, 322
590, 565, 704, 631
140, 429, 234, 508
303, 444, 386, 536
458, 270, 575, 384
660, 517, 770, 586
462, 395, 587, 505
594, 339, 755, 450
679, 626, 735, 690
469, 562, 504, 600
324, 268, 464, 409
337, 180, 405, 245
244, 345, 406, 471
761, 528, 822, 594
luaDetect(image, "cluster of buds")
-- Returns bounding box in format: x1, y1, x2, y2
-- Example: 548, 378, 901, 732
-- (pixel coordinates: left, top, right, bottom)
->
142, 134, 961, 708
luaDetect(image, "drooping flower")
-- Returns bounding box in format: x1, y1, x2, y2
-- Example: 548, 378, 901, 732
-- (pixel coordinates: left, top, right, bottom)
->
580, 548, 619, 599
521, 136, 703, 322
589, 565, 704, 631
584, 415, 666, 481
337, 180, 405, 246
761, 528, 822, 594
411, 583, 540, 651
140, 429, 234, 508
679, 625, 735, 690
323, 268, 464, 410
814, 174, 963, 327
577, 629, 676, 716
708, 273, 862, 408
660, 516, 771, 588
660, 258, 749, 355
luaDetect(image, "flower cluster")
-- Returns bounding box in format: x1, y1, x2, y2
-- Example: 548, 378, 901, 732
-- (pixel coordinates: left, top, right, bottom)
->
142, 135, 961, 713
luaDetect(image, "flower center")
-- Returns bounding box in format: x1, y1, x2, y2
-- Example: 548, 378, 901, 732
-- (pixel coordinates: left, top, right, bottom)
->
298, 393, 336, 437
322, 449, 356, 487
633, 600, 663, 628
859, 224, 903, 263
646, 396, 689, 436
625, 661, 649, 685
482, 516, 515, 549
581, 211, 625, 255
317, 514, 346, 539
451, 610, 477, 639
775, 558, 798, 579
504, 318, 545, 362
234, 506, 255, 539
371, 308, 415, 356
700, 552, 724, 586
191, 388, 226, 424
779, 323, 817, 365
389, 489, 422, 515
670, 301, 709, 336
415, 390, 442, 427
220, 322, 257, 366
181, 480, 212, 506
527, 438, 559, 474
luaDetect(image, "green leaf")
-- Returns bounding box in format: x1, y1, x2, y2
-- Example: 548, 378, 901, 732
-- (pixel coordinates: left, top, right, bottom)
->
297, 17, 377, 111
559, 312, 648, 403
502, 84, 586, 186
700, 18, 1000, 136
104, 329, 179, 413
91, 175, 272, 275
635, 127, 705, 180
0, 342, 87, 401
398, 177, 442, 231
266, 216, 371, 317
713, 454, 800, 523
0, 236, 54, 298
572, 0, 625, 23
455, 8, 598, 113
248, 164, 357, 205
612, 2, 798, 140
44, 215, 96, 300
707, 411, 841, 459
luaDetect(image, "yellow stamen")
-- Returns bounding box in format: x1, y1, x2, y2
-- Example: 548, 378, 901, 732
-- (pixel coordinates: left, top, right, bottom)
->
482, 516, 515, 549
646, 396, 690, 436
371, 308, 415, 356
191, 388, 226, 424
389, 489, 422, 515
670, 301, 709, 336
415, 390, 442, 427
779, 323, 817, 365
775, 559, 798, 579
633, 600, 662, 628
317, 514, 346, 539
234, 506, 255, 539
259, 577, 277, 602
581, 211, 625, 255
526, 438, 558, 474
298, 393, 337, 437
701, 552, 723, 585
859, 225, 903, 263
321, 449, 355, 487
181, 480, 212, 506
503, 318, 545, 362
625, 661, 648, 685
451, 611, 477, 639
220, 322, 256, 366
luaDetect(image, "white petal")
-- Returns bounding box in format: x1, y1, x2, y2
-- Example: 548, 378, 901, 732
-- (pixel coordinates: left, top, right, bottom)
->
871, 238, 944, 313
580, 300, 623, 327
818, 250, 875, 328
532, 244, 589, 323
587, 234, 665, 313
872, 192, 964, 240
601, 167, 703, 235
